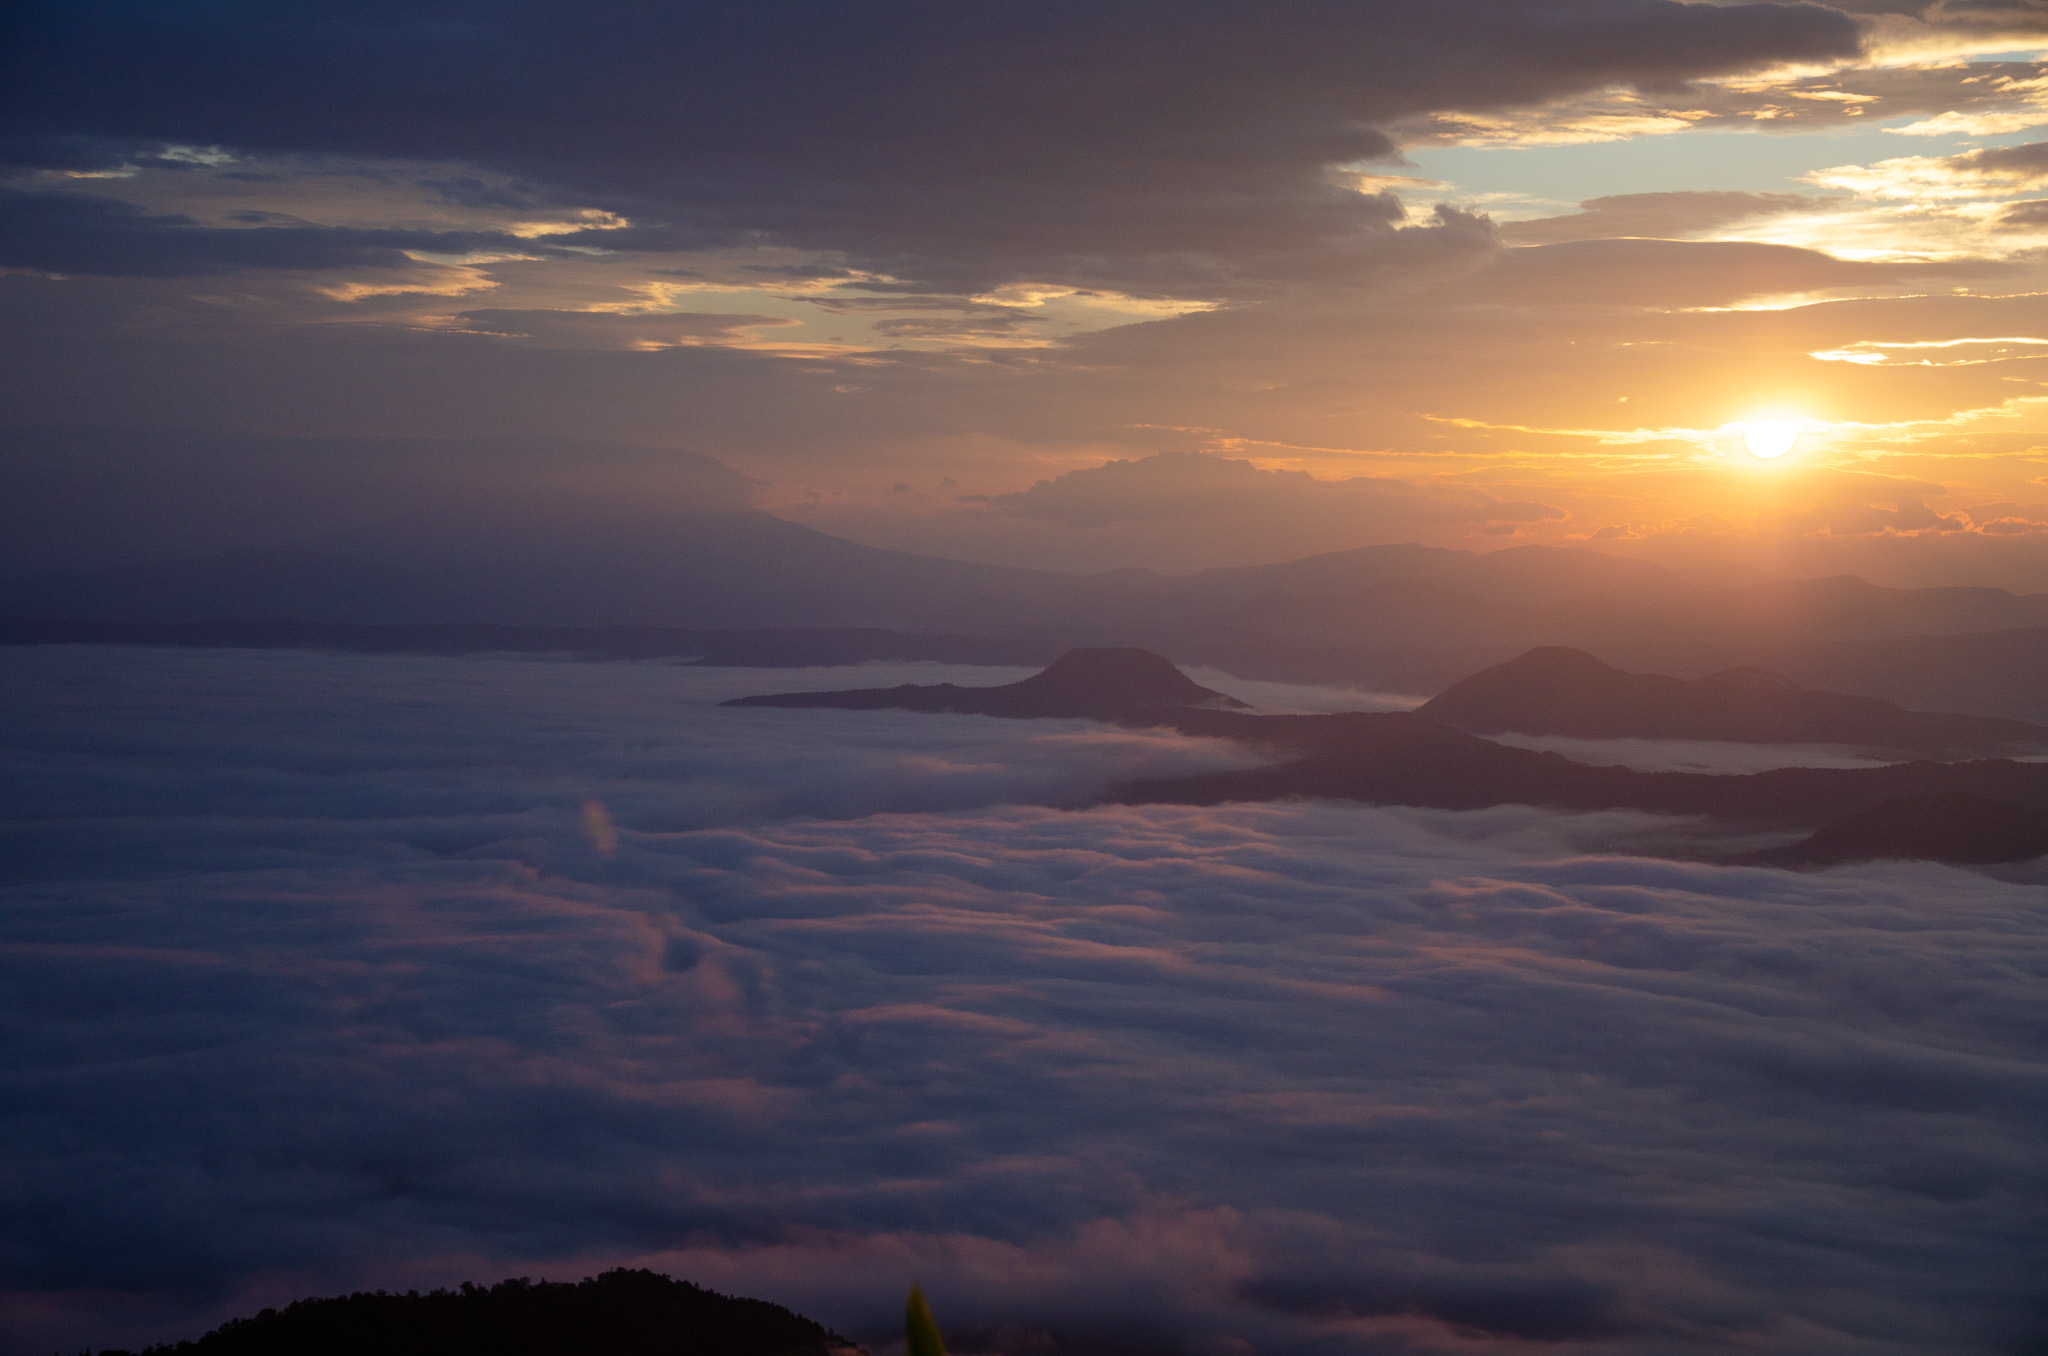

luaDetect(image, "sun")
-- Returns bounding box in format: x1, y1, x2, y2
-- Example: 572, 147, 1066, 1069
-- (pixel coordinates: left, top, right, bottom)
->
1740, 419, 1802, 460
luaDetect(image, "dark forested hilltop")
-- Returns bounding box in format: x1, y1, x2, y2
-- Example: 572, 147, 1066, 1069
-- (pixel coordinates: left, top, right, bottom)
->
1118, 704, 2048, 846
1738, 791, 2048, 868
1415, 646, 2048, 758
93, 1270, 857, 1356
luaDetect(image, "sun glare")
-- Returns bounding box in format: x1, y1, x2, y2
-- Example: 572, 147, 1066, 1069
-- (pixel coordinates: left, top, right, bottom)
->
1740, 419, 1802, 460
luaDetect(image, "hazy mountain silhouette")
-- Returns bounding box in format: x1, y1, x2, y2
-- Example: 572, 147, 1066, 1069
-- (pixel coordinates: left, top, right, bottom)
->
1588, 626, 2048, 724
1132, 543, 1689, 608
0, 547, 439, 625
0, 617, 1050, 667
1068, 556, 2048, 655
725, 647, 1247, 719
92, 1269, 853, 1356
1738, 792, 2048, 868
954, 558, 2048, 724
0, 521, 1079, 629
13, 499, 2048, 727
1416, 647, 2048, 757
3, 536, 1683, 633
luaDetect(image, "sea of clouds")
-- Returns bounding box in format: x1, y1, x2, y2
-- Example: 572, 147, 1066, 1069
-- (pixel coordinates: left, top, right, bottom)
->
2, 647, 2045, 1355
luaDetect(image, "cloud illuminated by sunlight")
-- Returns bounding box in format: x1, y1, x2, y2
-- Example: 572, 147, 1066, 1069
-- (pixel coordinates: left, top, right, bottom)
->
1810, 336, 2048, 366
505, 209, 634, 240
1420, 99, 1708, 147
1426, 414, 1827, 457
319, 261, 503, 301
1809, 141, 2048, 200
1430, 396, 2048, 462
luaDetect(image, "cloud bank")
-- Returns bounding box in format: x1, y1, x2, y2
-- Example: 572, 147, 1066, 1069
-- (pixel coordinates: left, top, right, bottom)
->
3, 647, 2045, 1355
1, 1, 1862, 294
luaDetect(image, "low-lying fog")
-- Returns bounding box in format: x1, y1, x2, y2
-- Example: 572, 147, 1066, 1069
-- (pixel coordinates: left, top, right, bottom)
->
3, 649, 2044, 1355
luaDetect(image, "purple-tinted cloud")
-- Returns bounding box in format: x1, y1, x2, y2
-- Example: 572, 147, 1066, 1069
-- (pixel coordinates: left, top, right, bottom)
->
3, 647, 2045, 1355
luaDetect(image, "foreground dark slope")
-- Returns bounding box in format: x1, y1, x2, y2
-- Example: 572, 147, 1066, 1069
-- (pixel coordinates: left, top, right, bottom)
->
1416, 646, 2048, 758
98, 1270, 852, 1356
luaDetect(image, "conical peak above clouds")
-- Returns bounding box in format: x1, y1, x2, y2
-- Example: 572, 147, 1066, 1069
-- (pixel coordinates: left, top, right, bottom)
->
726, 647, 1248, 720
1009, 647, 1249, 710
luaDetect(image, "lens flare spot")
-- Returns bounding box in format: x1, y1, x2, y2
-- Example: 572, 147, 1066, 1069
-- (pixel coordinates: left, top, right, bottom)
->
1741, 419, 1801, 460
581, 798, 619, 855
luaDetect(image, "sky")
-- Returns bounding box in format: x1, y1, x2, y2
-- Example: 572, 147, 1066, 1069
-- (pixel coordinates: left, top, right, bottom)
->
6, 647, 2047, 1355
8, 1, 2048, 581
10, 9, 2048, 1353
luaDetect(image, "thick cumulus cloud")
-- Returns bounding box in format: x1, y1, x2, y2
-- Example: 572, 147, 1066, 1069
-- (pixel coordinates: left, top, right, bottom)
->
4, 647, 2048, 1355
0, 0, 1863, 293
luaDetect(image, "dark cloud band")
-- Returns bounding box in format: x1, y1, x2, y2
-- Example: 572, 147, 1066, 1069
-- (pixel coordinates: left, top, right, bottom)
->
1, 1, 1864, 291
0, 187, 539, 278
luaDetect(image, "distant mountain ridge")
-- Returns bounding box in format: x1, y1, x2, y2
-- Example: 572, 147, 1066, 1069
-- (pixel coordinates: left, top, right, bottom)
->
0, 523, 1078, 630
1416, 647, 2048, 758
1111, 707, 2048, 856
11, 526, 2048, 722
0, 617, 1050, 667
1579, 626, 2048, 724
1134, 569, 2048, 689
14, 536, 2048, 645
725, 649, 2048, 862
1121, 542, 1690, 607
